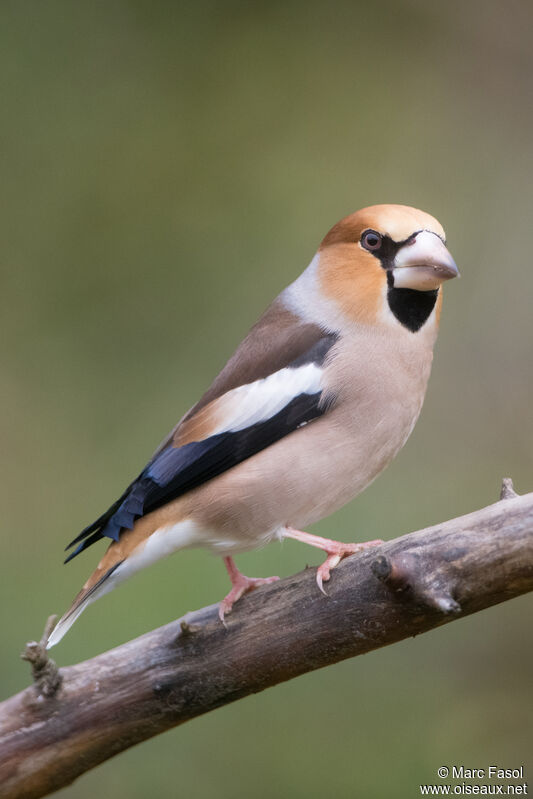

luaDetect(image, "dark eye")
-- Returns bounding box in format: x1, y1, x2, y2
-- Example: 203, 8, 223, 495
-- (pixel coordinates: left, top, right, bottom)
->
361, 230, 382, 251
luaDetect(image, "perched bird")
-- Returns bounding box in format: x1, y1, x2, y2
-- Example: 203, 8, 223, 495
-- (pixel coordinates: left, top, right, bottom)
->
47, 204, 459, 648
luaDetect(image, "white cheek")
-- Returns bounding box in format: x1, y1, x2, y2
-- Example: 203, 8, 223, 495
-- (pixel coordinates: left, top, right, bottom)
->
281, 252, 349, 332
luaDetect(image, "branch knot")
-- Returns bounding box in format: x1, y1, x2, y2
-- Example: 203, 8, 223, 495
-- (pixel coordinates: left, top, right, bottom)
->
21, 615, 63, 698
371, 553, 461, 615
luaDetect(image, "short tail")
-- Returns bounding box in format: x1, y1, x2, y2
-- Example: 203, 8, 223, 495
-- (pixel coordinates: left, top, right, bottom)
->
49, 514, 196, 648
46, 562, 123, 649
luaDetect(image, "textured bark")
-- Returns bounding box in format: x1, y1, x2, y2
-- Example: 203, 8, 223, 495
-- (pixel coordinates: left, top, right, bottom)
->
1, 484, 532, 799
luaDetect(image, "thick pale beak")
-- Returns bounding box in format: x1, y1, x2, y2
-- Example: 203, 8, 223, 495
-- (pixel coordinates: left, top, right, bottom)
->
391, 230, 459, 291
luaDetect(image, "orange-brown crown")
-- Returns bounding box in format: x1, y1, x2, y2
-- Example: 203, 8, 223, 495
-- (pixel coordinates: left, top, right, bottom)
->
320, 205, 445, 250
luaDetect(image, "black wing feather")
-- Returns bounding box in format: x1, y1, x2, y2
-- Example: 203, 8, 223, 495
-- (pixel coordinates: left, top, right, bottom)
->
65, 391, 330, 562
65, 332, 338, 562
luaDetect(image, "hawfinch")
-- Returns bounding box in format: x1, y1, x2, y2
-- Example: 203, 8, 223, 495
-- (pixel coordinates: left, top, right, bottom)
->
47, 204, 459, 648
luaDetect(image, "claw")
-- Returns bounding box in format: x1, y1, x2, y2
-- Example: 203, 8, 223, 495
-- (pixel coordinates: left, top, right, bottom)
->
316, 553, 341, 594
283, 527, 383, 594
219, 557, 279, 621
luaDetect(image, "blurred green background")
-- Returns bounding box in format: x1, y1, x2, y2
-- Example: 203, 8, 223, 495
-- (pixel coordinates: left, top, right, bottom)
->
1, 1, 532, 796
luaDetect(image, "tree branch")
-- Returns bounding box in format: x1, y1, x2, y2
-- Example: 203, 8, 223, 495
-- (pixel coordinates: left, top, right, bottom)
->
1, 481, 532, 799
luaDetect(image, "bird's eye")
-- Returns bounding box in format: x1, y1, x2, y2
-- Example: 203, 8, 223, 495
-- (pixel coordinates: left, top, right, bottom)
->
361, 230, 382, 252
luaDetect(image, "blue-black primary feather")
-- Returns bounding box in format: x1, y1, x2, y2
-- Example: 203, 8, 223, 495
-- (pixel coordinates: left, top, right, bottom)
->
64, 333, 338, 562
64, 391, 330, 562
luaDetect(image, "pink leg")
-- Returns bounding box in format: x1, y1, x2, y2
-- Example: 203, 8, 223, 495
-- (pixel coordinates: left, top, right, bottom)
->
283, 526, 383, 594
219, 556, 280, 621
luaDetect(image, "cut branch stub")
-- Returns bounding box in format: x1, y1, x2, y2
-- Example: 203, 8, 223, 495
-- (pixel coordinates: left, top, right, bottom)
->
371, 552, 461, 615
178, 619, 201, 638
500, 477, 519, 501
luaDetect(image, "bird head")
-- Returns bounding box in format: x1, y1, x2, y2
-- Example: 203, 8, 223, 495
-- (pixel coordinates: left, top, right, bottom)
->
317, 204, 459, 331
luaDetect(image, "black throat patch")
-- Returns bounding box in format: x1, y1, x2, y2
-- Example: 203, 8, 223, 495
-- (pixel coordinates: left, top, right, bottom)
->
386, 280, 438, 333
375, 234, 439, 333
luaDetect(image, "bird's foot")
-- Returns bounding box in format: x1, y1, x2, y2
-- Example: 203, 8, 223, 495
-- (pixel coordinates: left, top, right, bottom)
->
219, 556, 279, 621
283, 527, 383, 594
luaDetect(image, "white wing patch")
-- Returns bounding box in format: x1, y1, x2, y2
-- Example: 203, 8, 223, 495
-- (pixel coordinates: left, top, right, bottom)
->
211, 362, 324, 436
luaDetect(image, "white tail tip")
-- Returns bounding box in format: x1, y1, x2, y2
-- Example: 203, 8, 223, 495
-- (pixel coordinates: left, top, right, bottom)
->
46, 603, 88, 649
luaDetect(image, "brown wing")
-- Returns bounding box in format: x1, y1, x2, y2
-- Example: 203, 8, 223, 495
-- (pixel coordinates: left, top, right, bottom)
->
154, 297, 327, 454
